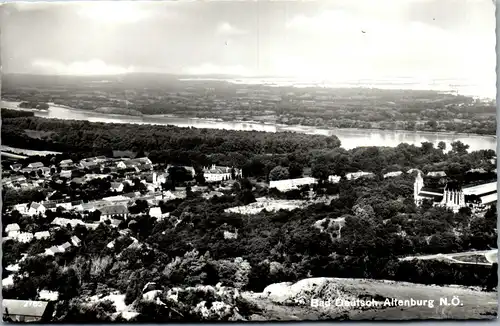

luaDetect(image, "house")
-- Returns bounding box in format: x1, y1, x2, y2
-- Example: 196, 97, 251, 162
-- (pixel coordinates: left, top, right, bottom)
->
51, 217, 85, 228
346, 171, 375, 181
135, 163, 153, 172
152, 172, 166, 186
269, 177, 317, 192
43, 201, 57, 211
328, 175, 341, 184
59, 169, 72, 179
93, 156, 108, 163
45, 246, 63, 256
27, 162, 44, 169
6, 264, 20, 272
85, 174, 110, 181
10, 163, 22, 171
203, 165, 240, 183
80, 161, 98, 170
13, 203, 29, 214
148, 207, 163, 218
2, 275, 15, 288
110, 182, 125, 192
58, 242, 72, 252
71, 235, 82, 247
2, 299, 54, 323
38, 290, 59, 301
5, 223, 21, 237
223, 230, 238, 240
99, 205, 128, 220
16, 232, 34, 243
55, 202, 73, 210
383, 171, 403, 178
34, 231, 50, 240
28, 202, 46, 216
134, 157, 152, 165
427, 171, 447, 178
39, 167, 51, 177
117, 159, 141, 170
59, 159, 73, 167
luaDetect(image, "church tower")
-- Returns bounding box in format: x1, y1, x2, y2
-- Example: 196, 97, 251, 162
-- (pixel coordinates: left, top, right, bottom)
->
414, 171, 424, 205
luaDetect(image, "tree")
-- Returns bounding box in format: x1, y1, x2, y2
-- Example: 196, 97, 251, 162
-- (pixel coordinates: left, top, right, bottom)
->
238, 190, 256, 205
269, 166, 289, 181
450, 140, 469, 156
437, 141, 446, 151
311, 162, 330, 182
421, 142, 434, 154
426, 120, 437, 129
168, 166, 193, 184
288, 162, 303, 179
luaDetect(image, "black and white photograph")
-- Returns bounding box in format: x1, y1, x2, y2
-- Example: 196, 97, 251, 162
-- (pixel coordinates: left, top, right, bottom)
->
0, 0, 498, 322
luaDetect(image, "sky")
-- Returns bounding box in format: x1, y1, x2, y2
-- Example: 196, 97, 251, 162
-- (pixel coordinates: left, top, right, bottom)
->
0, 0, 496, 88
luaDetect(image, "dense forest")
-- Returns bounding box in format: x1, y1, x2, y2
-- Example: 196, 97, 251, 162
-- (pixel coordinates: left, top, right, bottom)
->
1, 111, 496, 182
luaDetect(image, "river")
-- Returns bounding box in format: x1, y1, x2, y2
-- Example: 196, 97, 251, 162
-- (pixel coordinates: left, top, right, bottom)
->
1, 100, 497, 152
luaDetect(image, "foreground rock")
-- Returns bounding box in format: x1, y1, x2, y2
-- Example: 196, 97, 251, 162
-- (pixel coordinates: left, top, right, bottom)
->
243, 277, 497, 320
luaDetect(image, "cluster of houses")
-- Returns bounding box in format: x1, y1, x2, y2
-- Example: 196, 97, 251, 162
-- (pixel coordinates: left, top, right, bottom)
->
44, 235, 82, 256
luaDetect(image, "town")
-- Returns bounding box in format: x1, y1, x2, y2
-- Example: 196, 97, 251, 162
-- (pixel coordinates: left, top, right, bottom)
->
1, 0, 497, 322
2, 141, 498, 321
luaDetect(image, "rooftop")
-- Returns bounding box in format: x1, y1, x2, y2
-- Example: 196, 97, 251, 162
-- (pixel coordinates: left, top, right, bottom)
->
99, 205, 128, 215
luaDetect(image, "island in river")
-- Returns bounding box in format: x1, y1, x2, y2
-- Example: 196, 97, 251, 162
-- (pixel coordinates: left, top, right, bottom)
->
0, 100, 496, 152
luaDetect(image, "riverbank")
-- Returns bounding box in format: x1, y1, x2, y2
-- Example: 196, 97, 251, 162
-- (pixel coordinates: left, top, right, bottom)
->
1, 100, 497, 151
3, 100, 495, 138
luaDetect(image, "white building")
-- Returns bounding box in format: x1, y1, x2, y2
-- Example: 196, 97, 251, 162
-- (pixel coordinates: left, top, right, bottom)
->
346, 171, 375, 181
14, 203, 29, 214
427, 171, 447, 178
39, 290, 59, 301
203, 165, 241, 183
45, 246, 63, 256
5, 223, 20, 237
28, 202, 46, 216
55, 202, 73, 210
110, 182, 125, 192
102, 195, 131, 205
328, 175, 341, 183
383, 171, 403, 178
99, 205, 128, 221
59, 159, 74, 168
152, 172, 166, 186
16, 232, 34, 243
149, 207, 163, 218
269, 177, 317, 192
34, 231, 50, 240
27, 162, 44, 169
71, 236, 82, 247
60, 170, 72, 179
